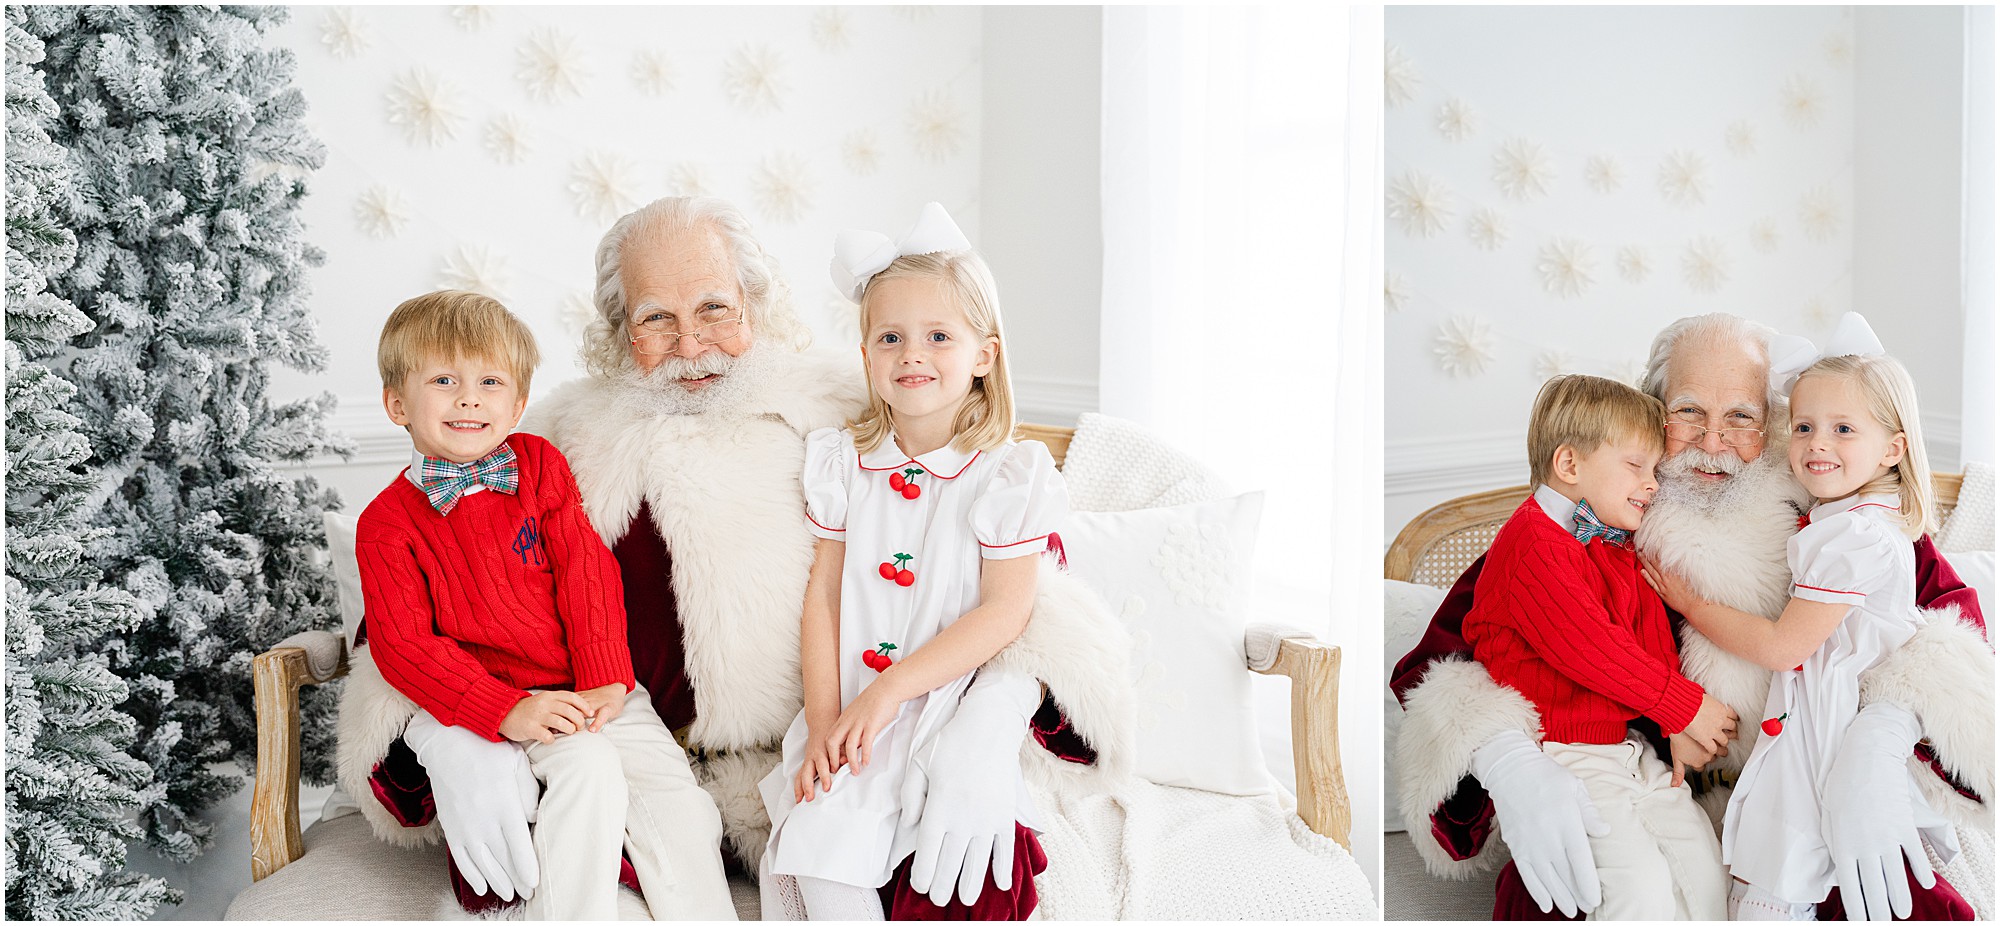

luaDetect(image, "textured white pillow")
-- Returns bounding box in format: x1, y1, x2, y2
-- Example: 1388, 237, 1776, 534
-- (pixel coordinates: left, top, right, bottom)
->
1060, 491, 1271, 795
323, 511, 364, 649
1937, 462, 1995, 554
1382, 578, 1449, 833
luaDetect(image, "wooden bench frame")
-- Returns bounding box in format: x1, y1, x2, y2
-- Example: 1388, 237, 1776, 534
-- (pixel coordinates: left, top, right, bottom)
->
251, 423, 1352, 881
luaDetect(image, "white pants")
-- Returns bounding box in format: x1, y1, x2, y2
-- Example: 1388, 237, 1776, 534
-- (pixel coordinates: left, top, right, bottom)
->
1544, 736, 1729, 921
521, 685, 737, 921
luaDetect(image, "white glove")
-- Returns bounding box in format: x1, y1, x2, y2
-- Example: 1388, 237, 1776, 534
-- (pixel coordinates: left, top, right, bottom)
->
1824, 702, 1949, 921
907, 668, 1038, 908
404, 709, 542, 902
1470, 729, 1610, 918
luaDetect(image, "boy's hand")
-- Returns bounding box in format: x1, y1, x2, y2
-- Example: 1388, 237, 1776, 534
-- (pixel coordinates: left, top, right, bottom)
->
827, 681, 905, 772
795, 722, 845, 803
1668, 731, 1722, 787
1680, 692, 1739, 754
499, 690, 593, 744
576, 683, 628, 732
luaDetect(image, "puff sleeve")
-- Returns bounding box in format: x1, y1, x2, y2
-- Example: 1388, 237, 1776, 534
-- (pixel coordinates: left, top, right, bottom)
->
970, 441, 1069, 560
802, 427, 853, 541
1788, 511, 1898, 606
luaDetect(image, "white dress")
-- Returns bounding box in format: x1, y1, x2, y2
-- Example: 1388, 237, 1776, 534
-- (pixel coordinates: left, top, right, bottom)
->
759, 427, 1068, 888
1721, 493, 1957, 903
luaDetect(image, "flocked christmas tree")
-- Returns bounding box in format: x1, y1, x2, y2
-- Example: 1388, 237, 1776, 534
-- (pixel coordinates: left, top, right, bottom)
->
19, 3, 350, 865
4, 9, 174, 918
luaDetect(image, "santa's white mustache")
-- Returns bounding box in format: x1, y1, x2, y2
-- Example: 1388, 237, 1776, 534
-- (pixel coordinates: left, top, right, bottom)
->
1659, 447, 1750, 480
642, 350, 736, 383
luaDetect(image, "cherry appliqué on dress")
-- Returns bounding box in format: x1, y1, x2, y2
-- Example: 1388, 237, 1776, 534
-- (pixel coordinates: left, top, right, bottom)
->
861, 642, 898, 672
888, 468, 923, 500
1762, 712, 1789, 737
878, 552, 916, 586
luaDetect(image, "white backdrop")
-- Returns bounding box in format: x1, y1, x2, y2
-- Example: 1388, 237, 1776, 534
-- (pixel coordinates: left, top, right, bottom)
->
1384, 6, 1991, 539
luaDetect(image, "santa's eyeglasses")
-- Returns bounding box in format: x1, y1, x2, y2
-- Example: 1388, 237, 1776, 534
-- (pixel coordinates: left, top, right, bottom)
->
1663, 420, 1764, 447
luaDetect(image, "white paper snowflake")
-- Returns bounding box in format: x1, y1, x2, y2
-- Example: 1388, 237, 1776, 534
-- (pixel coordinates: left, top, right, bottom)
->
668, 162, 709, 198
559, 291, 596, 335
722, 44, 785, 114
450, 6, 492, 31
320, 9, 371, 59
517, 28, 589, 102
1388, 170, 1455, 238
1584, 155, 1623, 195
1824, 31, 1853, 68
907, 89, 964, 164
1681, 236, 1731, 294
1467, 207, 1510, 251
1749, 217, 1780, 254
1725, 120, 1759, 158
354, 186, 411, 239
1385, 45, 1420, 108
1493, 138, 1555, 201
1804, 295, 1836, 327
1536, 238, 1596, 299
1434, 314, 1496, 377
1617, 246, 1652, 284
385, 69, 463, 148
1657, 149, 1709, 207
1799, 185, 1842, 244
841, 130, 883, 176
482, 113, 533, 166
1436, 98, 1476, 142
1385, 272, 1410, 312
752, 152, 813, 224
1533, 349, 1575, 382
568, 151, 643, 224
632, 50, 676, 97
1781, 74, 1824, 132
439, 245, 512, 300
812, 8, 852, 52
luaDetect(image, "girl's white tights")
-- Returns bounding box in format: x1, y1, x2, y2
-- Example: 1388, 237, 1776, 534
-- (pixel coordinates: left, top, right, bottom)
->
1729, 880, 1818, 921
757, 851, 886, 921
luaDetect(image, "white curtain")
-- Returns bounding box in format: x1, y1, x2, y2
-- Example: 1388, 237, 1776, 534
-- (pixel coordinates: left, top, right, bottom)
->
1100, 4, 1384, 887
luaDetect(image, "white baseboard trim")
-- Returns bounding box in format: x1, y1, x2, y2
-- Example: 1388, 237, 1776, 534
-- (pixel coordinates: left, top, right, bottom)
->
1014, 375, 1098, 429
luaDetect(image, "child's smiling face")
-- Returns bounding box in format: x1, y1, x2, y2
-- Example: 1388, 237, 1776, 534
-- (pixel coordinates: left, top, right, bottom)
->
861, 276, 996, 443
384, 352, 527, 463
1788, 373, 1905, 501
1565, 431, 1663, 532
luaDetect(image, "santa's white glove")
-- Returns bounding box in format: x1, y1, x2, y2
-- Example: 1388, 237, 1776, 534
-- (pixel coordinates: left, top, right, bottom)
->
1470, 729, 1610, 918
404, 709, 542, 902
907, 667, 1038, 908
1824, 702, 1947, 921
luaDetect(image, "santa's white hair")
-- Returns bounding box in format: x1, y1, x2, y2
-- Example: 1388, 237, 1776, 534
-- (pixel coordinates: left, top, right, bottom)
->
1639, 312, 1789, 429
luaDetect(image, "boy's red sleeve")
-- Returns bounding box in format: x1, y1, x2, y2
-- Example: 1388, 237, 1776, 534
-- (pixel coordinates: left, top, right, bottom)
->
530, 440, 636, 694
357, 527, 528, 742
1501, 538, 1706, 734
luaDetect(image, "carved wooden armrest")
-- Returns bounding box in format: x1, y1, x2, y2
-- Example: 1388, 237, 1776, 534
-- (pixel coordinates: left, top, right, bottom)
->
250, 630, 349, 881
1246, 627, 1350, 848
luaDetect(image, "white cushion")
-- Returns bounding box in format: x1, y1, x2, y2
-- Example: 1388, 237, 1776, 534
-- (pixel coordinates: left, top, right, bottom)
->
1937, 462, 1995, 554
1061, 492, 1272, 795
323, 511, 364, 649
1381, 578, 1449, 833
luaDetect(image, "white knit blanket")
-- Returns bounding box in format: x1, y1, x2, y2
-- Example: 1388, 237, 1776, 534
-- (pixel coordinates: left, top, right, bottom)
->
1937, 461, 1994, 554
1060, 412, 1232, 513
1030, 777, 1378, 919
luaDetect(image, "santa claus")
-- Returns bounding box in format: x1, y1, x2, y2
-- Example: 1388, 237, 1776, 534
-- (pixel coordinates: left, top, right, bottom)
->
1390, 313, 1991, 920
335, 196, 1130, 917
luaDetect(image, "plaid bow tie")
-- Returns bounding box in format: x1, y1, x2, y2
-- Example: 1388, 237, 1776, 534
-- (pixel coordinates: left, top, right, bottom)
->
1571, 499, 1632, 548
419, 443, 519, 515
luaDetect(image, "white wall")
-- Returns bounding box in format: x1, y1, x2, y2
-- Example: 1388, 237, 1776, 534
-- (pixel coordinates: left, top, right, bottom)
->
268, 5, 985, 505
980, 6, 1103, 427
1385, 6, 1980, 539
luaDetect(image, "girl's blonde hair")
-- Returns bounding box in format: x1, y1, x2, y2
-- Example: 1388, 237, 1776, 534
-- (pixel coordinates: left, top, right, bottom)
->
1795, 353, 1935, 539
848, 251, 1015, 454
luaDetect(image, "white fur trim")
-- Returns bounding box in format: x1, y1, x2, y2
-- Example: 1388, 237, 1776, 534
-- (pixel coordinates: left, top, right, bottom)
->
1861, 604, 1995, 825
695, 745, 780, 871
334, 645, 434, 848
995, 561, 1139, 795
1389, 657, 1540, 878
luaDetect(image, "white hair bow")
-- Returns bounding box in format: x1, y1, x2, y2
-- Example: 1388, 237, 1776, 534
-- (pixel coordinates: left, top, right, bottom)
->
829, 202, 971, 303
1768, 312, 1886, 397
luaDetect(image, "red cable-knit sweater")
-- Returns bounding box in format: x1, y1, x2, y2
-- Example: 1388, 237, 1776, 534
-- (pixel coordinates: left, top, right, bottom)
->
356, 432, 636, 742
1462, 496, 1705, 744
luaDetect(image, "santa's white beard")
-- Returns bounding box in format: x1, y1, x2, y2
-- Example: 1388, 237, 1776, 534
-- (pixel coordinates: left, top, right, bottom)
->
611, 341, 779, 418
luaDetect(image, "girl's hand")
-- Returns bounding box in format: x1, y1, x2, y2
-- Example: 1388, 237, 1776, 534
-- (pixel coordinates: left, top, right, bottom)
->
795, 725, 844, 802
827, 681, 904, 771
1641, 556, 1706, 615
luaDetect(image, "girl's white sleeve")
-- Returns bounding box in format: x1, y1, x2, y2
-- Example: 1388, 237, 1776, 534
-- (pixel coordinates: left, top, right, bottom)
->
1787, 513, 1897, 605
970, 441, 1070, 560
801, 427, 852, 541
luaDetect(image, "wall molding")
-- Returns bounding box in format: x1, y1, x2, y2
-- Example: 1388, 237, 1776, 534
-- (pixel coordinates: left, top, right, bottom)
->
1013, 374, 1099, 429
1385, 429, 1524, 501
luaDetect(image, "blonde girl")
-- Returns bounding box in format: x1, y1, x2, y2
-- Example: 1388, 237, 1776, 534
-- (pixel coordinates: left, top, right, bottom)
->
1644, 313, 1959, 920
757, 203, 1066, 920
